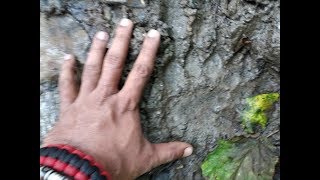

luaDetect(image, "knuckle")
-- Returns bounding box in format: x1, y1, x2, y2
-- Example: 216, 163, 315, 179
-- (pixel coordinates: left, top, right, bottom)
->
171, 148, 181, 159
62, 60, 75, 70
59, 78, 72, 88
167, 149, 179, 161
84, 64, 100, 76
105, 54, 122, 69
133, 64, 151, 78
90, 42, 106, 52
98, 81, 118, 94
119, 94, 138, 111
92, 93, 108, 106
116, 30, 131, 40
140, 46, 155, 57
167, 144, 181, 159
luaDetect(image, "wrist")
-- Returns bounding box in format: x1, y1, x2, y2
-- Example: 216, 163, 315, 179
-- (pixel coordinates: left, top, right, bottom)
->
42, 139, 110, 174
40, 144, 112, 180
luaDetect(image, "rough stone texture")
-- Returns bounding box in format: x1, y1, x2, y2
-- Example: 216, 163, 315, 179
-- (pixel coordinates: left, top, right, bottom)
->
40, 82, 59, 144
40, 0, 66, 15
40, 12, 90, 81
40, 0, 280, 179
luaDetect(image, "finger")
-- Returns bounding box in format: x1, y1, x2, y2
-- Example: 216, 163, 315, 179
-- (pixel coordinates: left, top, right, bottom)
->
80, 31, 109, 94
119, 29, 160, 106
59, 54, 78, 110
152, 142, 193, 166
96, 18, 133, 95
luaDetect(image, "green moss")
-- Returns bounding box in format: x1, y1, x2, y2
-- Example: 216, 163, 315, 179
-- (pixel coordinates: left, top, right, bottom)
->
242, 93, 279, 133
201, 138, 278, 180
201, 140, 238, 180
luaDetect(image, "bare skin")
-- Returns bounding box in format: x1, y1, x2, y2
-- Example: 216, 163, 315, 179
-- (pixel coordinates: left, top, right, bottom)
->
43, 18, 193, 180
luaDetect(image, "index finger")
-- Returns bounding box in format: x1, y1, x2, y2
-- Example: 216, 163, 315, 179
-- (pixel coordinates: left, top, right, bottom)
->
119, 29, 160, 106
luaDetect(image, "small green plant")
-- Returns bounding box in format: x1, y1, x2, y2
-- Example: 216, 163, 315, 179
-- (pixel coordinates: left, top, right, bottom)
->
242, 93, 279, 133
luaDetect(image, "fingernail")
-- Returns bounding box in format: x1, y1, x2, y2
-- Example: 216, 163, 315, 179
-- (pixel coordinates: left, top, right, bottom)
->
119, 18, 131, 26
64, 54, 73, 60
147, 29, 160, 38
183, 147, 193, 157
96, 31, 108, 41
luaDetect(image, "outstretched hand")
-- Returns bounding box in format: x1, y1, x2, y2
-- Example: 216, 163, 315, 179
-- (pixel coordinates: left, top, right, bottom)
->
43, 18, 193, 180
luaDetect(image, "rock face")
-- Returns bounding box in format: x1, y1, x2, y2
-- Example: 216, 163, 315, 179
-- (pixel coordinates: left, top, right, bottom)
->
40, 0, 280, 179
40, 12, 90, 81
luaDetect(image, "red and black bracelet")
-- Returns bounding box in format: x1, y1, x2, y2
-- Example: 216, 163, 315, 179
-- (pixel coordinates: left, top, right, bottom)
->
40, 144, 112, 180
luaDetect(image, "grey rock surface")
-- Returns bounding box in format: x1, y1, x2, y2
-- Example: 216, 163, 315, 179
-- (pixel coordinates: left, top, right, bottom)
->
40, 82, 59, 144
40, 12, 90, 82
40, 0, 280, 179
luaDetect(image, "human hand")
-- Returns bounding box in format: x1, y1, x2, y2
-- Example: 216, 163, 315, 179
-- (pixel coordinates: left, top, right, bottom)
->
42, 18, 193, 180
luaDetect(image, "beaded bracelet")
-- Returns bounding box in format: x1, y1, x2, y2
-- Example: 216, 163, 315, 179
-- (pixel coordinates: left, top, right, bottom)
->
40, 144, 112, 180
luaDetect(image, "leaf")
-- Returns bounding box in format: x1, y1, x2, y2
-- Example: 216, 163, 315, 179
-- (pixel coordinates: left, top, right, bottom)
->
242, 93, 280, 133
201, 138, 278, 180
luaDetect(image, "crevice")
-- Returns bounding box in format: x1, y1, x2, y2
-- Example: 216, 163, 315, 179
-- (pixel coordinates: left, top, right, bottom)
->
65, 7, 92, 42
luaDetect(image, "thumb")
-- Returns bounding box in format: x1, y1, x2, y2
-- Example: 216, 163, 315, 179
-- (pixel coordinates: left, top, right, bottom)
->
152, 141, 193, 166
